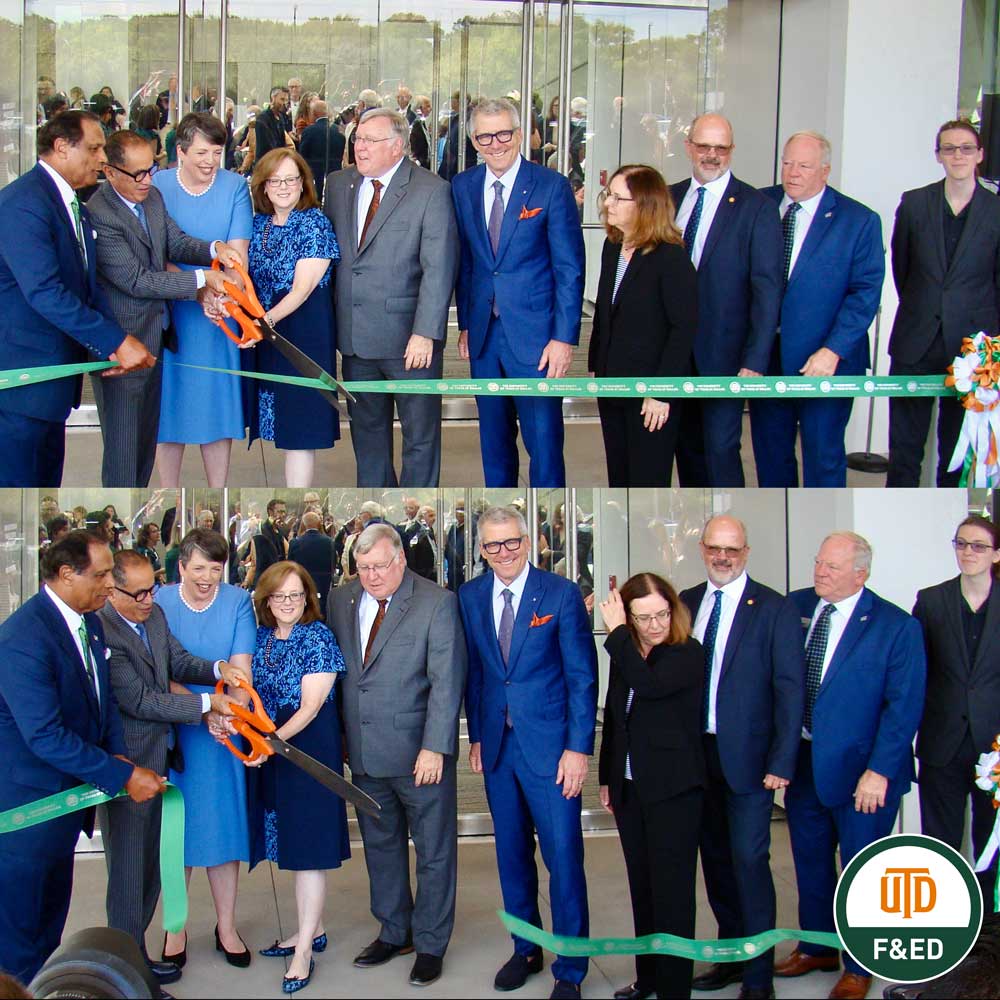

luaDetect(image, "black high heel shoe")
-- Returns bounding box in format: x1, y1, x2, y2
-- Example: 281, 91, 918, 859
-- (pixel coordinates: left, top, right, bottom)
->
215, 924, 252, 968
162, 931, 187, 969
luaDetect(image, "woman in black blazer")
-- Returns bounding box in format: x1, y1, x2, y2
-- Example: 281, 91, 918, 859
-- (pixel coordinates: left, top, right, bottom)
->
588, 164, 699, 486
598, 572, 706, 1000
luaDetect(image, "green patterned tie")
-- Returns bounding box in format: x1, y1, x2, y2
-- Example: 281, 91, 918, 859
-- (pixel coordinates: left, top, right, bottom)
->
77, 619, 97, 694
70, 195, 87, 265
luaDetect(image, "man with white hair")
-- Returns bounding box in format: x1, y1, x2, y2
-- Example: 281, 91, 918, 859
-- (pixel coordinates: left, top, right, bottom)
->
396, 85, 416, 125
344, 88, 381, 167
778, 532, 925, 1000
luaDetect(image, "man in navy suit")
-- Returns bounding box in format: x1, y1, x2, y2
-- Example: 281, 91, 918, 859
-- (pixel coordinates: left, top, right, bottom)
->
0, 531, 165, 984
0, 111, 155, 486
452, 97, 585, 487
459, 506, 596, 1000
776, 532, 925, 1000
671, 114, 783, 488
287, 510, 336, 618
750, 132, 885, 487
679, 515, 804, 1000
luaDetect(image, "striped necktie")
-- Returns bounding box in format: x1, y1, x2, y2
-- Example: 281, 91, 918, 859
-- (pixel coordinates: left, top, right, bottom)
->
782, 201, 801, 285
683, 186, 705, 257
803, 603, 834, 732
70, 194, 87, 265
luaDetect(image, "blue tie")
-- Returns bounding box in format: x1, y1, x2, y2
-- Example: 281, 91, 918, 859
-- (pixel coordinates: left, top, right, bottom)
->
135, 620, 152, 655
683, 186, 705, 257
782, 201, 800, 285
701, 589, 723, 730
134, 201, 150, 235
804, 603, 834, 732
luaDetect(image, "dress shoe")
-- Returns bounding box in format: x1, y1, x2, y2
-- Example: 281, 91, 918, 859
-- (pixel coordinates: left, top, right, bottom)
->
145, 959, 182, 985
409, 953, 443, 986
827, 972, 872, 999
550, 982, 581, 1000
613, 982, 654, 1000
261, 934, 329, 957
161, 931, 186, 969
883, 984, 927, 999
773, 950, 839, 977
692, 961, 745, 990
353, 937, 414, 968
494, 950, 543, 991
215, 924, 252, 968
738, 988, 776, 999
282, 958, 315, 994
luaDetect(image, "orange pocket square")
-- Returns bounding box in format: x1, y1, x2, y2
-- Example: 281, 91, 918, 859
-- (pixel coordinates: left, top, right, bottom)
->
519, 206, 543, 220
530, 613, 553, 627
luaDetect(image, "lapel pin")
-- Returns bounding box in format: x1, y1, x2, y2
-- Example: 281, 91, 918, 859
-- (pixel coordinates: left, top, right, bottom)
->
860, 615, 868, 622
746, 598, 754, 605
728, 196, 736, 203
824, 211, 832, 218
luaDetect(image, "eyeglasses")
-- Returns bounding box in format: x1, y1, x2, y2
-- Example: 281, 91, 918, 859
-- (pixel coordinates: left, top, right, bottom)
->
599, 190, 635, 204
265, 175, 302, 188
356, 559, 397, 576
689, 142, 733, 155
952, 538, 997, 554
115, 584, 155, 602
474, 129, 515, 146
104, 161, 159, 183
354, 135, 395, 148
702, 544, 746, 558
631, 609, 671, 626
937, 143, 979, 157
481, 536, 526, 555
269, 591, 306, 604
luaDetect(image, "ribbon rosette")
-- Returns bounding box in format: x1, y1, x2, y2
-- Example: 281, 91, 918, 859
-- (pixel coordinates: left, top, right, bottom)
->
946, 332, 1000, 486
973, 734, 1000, 912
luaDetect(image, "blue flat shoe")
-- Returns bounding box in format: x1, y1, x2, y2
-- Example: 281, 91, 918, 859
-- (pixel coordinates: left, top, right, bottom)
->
260, 934, 328, 958
282, 959, 315, 994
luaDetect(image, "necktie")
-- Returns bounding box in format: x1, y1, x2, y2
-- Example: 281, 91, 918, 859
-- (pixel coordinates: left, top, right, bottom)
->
135, 620, 152, 655
134, 201, 150, 236
488, 179, 505, 256
359, 179, 382, 247
700, 589, 723, 731
782, 201, 801, 285
363, 598, 388, 664
76, 619, 97, 695
498, 589, 514, 665
70, 195, 87, 265
804, 603, 835, 732
682, 185, 705, 257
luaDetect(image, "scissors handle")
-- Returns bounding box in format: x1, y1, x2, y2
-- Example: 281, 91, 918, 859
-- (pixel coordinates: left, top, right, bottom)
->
211, 258, 265, 318
214, 677, 277, 761
212, 302, 262, 347
221, 720, 274, 762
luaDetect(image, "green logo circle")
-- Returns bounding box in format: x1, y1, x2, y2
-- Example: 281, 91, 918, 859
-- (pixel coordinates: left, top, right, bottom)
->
834, 834, 983, 983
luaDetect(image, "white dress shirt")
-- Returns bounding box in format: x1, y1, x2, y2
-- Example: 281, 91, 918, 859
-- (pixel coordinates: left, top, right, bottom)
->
491, 560, 530, 636
39, 158, 86, 265
359, 588, 394, 654
356, 155, 406, 246
780, 186, 826, 278
45, 584, 100, 706
691, 571, 748, 733
674, 170, 731, 269
482, 154, 524, 230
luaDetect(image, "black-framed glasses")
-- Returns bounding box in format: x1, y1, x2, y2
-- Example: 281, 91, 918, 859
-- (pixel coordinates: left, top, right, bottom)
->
689, 142, 733, 155
265, 175, 302, 189
104, 161, 158, 183
481, 535, 526, 555
474, 129, 515, 146
952, 538, 996, 554
269, 591, 307, 604
115, 584, 155, 602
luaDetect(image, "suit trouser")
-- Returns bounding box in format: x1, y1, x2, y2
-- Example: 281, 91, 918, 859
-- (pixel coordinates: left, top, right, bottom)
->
0, 408, 65, 487
886, 337, 964, 487
597, 396, 680, 486
676, 393, 747, 488
352, 764, 457, 956
484, 727, 588, 984
91, 366, 163, 488
100, 794, 163, 952
699, 735, 776, 989
918, 730, 997, 905
341, 352, 443, 487
785, 740, 902, 976
470, 316, 566, 487
615, 781, 702, 998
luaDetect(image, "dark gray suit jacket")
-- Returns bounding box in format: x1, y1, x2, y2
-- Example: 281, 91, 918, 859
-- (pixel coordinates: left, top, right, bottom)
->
328, 569, 467, 778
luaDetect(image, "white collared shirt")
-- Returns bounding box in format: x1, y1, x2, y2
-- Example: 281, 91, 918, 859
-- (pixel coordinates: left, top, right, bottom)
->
39, 158, 86, 265
45, 584, 100, 705
359, 588, 394, 655
356, 156, 406, 247
674, 170, 731, 269
491, 560, 531, 637
692, 571, 748, 733
482, 154, 524, 231
780, 186, 826, 278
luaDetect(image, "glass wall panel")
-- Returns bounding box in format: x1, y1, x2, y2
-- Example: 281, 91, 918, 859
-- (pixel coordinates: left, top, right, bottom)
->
0, 0, 22, 189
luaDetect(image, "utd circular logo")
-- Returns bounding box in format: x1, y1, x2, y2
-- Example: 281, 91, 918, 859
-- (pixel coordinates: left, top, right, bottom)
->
729, 381, 742, 394
488, 382, 500, 392
682, 381, 694, 394
864, 380, 875, 393
820, 380, 832, 393
834, 834, 982, 983
907, 380, 918, 393
775, 380, 787, 393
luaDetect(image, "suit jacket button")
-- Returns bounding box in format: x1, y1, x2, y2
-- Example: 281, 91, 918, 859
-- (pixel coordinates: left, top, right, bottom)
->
505, 681, 511, 686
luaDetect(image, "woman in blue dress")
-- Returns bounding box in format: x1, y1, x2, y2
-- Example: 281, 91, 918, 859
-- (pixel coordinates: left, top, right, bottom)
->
247, 560, 350, 994
155, 528, 257, 969
153, 112, 252, 487
247, 148, 340, 488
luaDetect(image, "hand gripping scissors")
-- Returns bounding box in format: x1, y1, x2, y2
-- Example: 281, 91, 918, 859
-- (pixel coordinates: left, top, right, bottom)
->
208, 259, 356, 405
215, 677, 381, 818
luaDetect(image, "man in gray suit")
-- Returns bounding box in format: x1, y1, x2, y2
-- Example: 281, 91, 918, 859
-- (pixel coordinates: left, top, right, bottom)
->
328, 523, 467, 987
98, 550, 250, 980
89, 130, 241, 487
324, 108, 459, 487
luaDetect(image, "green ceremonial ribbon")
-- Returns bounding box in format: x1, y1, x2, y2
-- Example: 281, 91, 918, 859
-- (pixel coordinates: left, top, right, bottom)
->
0, 782, 187, 933
498, 910, 842, 961
0, 361, 117, 389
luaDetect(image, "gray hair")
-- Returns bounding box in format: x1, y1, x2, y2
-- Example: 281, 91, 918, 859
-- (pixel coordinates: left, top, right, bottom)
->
478, 504, 528, 537
269, 85, 289, 101
822, 531, 872, 573
355, 522, 404, 558
359, 500, 384, 519
784, 129, 832, 165
358, 107, 410, 155
358, 88, 379, 107
468, 97, 521, 139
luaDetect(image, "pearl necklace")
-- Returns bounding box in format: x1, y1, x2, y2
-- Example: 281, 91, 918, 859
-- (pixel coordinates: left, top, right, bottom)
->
263, 626, 294, 666
178, 583, 219, 614
176, 167, 217, 199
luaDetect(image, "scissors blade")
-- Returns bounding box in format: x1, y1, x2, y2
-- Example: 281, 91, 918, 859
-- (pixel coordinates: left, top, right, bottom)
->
259, 322, 357, 405
266, 736, 381, 817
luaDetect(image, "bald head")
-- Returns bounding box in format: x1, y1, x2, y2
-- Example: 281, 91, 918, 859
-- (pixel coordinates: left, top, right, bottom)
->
301, 511, 322, 531
700, 514, 750, 587
311, 100, 328, 120
686, 113, 735, 185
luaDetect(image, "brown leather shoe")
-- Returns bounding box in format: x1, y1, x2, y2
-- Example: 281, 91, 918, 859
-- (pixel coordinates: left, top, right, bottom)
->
827, 972, 872, 999
773, 950, 840, 977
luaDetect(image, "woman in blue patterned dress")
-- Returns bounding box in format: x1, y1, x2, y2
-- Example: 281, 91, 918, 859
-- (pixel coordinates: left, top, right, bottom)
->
247, 559, 350, 994
247, 148, 340, 488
